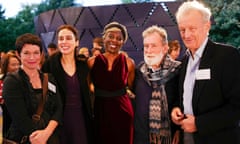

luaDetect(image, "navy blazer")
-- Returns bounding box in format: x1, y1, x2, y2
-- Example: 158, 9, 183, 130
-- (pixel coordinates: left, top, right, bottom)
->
179, 40, 240, 144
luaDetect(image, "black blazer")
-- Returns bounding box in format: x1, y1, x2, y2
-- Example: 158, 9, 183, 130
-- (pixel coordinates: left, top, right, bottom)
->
179, 40, 240, 144
41, 52, 93, 142
3, 69, 62, 142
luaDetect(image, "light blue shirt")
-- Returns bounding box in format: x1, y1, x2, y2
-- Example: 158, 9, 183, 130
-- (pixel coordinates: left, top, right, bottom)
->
183, 38, 208, 115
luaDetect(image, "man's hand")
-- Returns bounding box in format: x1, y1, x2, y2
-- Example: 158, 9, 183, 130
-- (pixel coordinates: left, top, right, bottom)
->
171, 107, 184, 125
180, 114, 197, 133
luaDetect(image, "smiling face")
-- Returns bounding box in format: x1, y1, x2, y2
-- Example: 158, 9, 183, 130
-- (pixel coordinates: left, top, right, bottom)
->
178, 10, 210, 54
103, 30, 124, 54
20, 44, 41, 70
143, 32, 168, 68
58, 29, 79, 55
8, 57, 20, 72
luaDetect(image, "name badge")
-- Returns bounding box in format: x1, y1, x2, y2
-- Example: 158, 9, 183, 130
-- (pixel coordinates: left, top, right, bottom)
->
48, 82, 56, 93
196, 69, 211, 80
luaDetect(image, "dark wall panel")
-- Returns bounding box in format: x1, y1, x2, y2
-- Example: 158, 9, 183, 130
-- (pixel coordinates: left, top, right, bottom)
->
34, 2, 182, 64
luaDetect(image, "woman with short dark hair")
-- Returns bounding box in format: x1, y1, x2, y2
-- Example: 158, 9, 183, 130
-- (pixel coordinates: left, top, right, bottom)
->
3, 33, 62, 144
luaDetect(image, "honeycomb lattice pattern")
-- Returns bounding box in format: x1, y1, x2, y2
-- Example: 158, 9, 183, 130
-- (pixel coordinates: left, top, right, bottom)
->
34, 2, 182, 64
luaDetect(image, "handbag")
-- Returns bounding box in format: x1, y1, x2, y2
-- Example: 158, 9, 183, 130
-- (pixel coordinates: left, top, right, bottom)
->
3, 74, 49, 144
2, 138, 18, 144
2, 136, 28, 144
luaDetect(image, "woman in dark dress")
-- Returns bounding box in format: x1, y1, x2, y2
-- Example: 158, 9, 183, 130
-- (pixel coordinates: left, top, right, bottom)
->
88, 22, 135, 144
41, 25, 93, 144
3, 33, 62, 144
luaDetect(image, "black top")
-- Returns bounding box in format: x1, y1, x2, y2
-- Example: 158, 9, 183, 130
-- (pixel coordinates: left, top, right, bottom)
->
41, 52, 93, 143
3, 68, 62, 142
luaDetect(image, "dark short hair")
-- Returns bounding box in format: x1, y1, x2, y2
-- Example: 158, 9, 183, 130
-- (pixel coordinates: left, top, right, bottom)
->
168, 40, 181, 54
93, 37, 103, 47
48, 42, 57, 49
15, 33, 42, 54
56, 24, 79, 41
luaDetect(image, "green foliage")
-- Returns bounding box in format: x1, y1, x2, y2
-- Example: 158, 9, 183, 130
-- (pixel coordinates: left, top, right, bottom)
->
1, 0, 240, 51
0, 18, 16, 52
0, 5, 35, 52
0, 5, 5, 20
122, 0, 240, 49
0, 0, 74, 52
203, 0, 240, 48
36, 0, 74, 15
122, 0, 154, 3
122, 0, 133, 3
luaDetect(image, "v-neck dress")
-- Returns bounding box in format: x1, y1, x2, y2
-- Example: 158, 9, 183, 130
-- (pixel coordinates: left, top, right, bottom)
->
60, 72, 87, 144
90, 53, 134, 144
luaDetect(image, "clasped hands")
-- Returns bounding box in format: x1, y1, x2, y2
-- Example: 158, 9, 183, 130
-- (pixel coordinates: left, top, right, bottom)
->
171, 107, 197, 133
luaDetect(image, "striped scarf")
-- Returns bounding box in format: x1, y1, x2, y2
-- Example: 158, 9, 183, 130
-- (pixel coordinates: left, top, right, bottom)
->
140, 55, 181, 144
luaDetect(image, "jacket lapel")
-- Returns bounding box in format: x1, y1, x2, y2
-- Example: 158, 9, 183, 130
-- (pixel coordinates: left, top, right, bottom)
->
54, 53, 67, 97
179, 55, 189, 109
192, 40, 215, 114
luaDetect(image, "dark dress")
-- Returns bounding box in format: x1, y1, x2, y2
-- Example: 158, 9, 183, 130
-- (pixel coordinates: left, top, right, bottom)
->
60, 72, 87, 144
90, 53, 134, 144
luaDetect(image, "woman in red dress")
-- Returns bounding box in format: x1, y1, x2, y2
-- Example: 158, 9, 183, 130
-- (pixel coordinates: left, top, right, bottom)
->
88, 22, 135, 144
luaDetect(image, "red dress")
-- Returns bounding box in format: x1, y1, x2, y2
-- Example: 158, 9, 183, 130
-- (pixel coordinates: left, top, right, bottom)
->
91, 53, 134, 144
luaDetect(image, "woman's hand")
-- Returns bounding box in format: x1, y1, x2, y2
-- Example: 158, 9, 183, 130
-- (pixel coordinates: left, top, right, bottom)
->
30, 129, 50, 144
30, 120, 58, 144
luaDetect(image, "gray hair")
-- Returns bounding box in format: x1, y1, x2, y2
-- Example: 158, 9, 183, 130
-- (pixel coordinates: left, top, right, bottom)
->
142, 25, 168, 45
176, 1, 211, 23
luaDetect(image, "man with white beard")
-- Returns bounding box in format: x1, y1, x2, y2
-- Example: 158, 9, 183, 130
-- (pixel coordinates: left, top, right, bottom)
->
133, 25, 181, 144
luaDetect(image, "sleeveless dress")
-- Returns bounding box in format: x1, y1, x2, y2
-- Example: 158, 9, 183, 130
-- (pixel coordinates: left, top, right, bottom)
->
91, 53, 134, 144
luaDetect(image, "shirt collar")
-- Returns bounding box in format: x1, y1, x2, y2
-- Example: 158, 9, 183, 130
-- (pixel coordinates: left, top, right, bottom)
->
186, 38, 208, 59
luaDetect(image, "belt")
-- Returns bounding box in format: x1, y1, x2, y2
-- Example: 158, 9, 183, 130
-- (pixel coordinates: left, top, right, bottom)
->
95, 87, 126, 97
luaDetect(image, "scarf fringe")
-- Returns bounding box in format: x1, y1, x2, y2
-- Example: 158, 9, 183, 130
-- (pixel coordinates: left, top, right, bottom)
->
149, 132, 172, 144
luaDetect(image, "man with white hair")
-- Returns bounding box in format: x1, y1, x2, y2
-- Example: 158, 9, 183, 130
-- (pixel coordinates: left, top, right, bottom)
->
171, 1, 240, 144
134, 25, 181, 144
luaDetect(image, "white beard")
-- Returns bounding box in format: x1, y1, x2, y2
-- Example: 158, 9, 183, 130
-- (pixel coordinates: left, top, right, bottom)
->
144, 53, 164, 67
